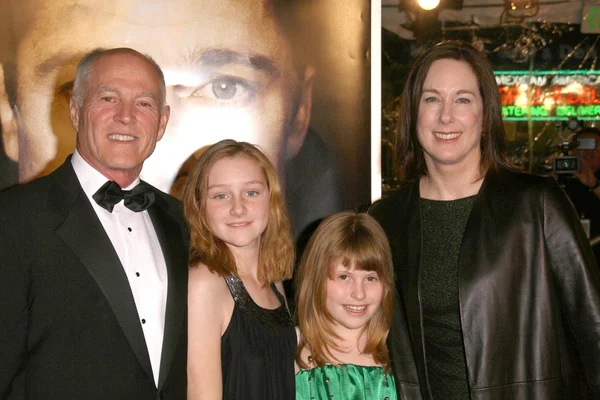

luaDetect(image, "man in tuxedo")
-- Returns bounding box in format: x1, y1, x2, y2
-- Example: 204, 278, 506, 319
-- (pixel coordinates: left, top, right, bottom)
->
0, 48, 188, 399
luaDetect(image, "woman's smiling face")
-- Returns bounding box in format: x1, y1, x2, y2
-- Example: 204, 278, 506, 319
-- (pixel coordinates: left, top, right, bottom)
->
416, 58, 484, 173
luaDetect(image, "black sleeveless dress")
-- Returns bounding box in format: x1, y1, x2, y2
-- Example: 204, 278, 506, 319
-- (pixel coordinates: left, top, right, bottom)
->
221, 275, 296, 400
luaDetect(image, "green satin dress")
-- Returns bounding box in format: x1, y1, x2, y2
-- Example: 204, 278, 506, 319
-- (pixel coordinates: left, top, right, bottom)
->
295, 364, 397, 400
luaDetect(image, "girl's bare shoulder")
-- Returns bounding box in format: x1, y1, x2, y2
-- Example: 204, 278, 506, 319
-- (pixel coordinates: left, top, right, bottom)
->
189, 263, 229, 297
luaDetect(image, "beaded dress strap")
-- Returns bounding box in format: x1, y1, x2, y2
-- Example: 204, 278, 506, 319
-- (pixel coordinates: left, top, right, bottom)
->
224, 275, 292, 329
269, 282, 287, 305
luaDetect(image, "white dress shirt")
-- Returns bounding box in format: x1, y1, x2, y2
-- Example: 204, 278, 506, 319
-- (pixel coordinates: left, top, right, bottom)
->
71, 151, 168, 386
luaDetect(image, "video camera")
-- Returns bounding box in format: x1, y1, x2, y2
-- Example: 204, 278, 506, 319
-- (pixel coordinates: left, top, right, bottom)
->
551, 118, 597, 174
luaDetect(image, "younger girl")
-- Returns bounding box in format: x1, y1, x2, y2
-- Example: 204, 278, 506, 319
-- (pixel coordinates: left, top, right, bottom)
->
295, 211, 397, 399
183, 139, 295, 399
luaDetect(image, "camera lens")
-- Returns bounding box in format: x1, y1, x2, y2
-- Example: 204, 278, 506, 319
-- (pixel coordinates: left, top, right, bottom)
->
559, 160, 573, 169
553, 156, 579, 173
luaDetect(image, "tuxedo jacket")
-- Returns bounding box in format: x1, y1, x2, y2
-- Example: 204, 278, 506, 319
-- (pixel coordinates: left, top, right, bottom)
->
0, 159, 189, 399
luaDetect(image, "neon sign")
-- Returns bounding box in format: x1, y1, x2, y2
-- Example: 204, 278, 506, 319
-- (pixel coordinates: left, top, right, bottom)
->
582, 5, 600, 34
495, 70, 600, 121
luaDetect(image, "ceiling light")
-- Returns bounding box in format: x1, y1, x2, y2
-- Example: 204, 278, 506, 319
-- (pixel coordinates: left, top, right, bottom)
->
418, 0, 441, 11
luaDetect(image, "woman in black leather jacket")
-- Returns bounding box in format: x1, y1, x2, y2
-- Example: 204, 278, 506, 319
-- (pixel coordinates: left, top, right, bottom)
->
370, 40, 600, 400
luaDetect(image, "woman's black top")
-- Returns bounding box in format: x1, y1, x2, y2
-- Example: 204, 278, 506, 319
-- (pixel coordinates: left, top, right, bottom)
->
420, 196, 475, 399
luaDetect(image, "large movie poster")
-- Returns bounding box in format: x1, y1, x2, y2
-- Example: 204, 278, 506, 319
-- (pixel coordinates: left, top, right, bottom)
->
0, 0, 371, 238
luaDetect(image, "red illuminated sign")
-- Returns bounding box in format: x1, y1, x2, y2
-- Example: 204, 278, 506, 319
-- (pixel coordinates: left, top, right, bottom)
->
495, 71, 600, 120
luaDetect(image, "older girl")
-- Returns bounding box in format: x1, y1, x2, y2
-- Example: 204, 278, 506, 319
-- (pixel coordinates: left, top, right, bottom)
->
183, 139, 295, 399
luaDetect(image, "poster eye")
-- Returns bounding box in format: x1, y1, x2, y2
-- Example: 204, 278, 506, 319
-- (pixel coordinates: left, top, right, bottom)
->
59, 81, 74, 101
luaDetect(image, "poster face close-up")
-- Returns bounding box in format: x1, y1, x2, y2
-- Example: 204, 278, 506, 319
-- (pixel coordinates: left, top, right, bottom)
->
0, 0, 371, 238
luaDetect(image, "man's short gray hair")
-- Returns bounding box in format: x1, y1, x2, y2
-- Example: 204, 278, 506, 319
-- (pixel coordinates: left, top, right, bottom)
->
71, 48, 167, 111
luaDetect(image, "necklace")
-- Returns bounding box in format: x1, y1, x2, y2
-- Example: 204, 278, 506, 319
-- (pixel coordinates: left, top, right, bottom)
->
305, 356, 393, 400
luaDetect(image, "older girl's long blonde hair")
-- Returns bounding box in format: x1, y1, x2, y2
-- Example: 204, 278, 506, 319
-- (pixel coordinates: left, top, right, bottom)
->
182, 139, 294, 284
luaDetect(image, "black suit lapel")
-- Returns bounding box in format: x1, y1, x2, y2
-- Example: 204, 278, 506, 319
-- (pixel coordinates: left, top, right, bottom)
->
147, 193, 187, 389
372, 182, 428, 397
52, 163, 154, 383
402, 182, 423, 308
402, 183, 431, 393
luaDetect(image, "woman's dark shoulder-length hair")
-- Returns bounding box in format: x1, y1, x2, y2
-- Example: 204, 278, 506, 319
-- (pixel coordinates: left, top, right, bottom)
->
396, 40, 511, 181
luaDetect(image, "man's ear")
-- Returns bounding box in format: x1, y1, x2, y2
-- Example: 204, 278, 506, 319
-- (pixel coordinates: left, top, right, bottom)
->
69, 99, 80, 132
157, 105, 170, 142
285, 65, 316, 160
0, 63, 18, 161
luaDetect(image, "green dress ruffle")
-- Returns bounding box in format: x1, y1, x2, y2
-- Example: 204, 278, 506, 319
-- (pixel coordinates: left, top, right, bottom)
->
295, 364, 397, 400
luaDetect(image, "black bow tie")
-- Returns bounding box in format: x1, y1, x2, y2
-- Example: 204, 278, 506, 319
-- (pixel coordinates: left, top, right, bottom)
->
93, 181, 155, 213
